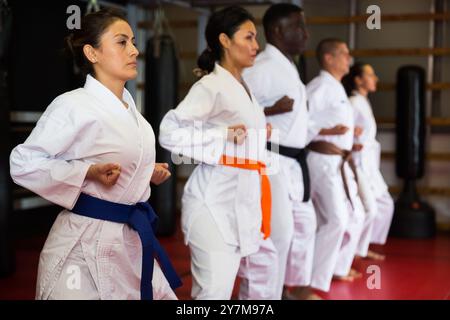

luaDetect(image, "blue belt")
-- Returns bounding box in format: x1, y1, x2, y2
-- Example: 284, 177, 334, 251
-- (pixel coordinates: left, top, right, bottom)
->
71, 193, 182, 300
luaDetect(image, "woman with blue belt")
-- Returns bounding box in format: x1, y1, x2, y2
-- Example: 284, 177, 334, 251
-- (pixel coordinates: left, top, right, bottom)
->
9, 9, 181, 300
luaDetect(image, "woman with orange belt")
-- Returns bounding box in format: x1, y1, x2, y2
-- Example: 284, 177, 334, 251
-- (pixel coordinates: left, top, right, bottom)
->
159, 6, 278, 300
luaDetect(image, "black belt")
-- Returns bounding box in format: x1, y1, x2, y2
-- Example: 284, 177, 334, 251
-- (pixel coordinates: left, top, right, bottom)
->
267, 142, 310, 202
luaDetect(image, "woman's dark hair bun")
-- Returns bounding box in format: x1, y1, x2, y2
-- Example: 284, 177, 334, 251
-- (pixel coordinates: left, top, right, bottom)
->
195, 6, 255, 75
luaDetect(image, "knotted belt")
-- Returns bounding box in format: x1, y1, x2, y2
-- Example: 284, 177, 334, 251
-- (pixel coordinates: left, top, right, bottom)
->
71, 193, 182, 300
219, 155, 272, 239
307, 141, 359, 209
267, 142, 311, 202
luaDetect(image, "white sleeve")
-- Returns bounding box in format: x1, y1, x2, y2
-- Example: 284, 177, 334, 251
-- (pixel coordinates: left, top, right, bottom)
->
158, 82, 227, 165
306, 88, 329, 141
10, 98, 98, 209
307, 87, 349, 142
243, 66, 271, 109
350, 97, 366, 144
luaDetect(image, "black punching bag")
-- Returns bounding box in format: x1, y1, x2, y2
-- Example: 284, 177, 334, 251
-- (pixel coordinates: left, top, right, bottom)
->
389, 66, 436, 238
0, 1, 14, 277
145, 35, 178, 236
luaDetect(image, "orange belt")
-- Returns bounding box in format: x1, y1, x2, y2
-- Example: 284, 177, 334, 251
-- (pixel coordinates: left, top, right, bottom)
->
219, 155, 271, 239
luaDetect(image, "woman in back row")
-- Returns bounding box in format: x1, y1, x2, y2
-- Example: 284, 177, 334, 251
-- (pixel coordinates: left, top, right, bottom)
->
342, 62, 394, 261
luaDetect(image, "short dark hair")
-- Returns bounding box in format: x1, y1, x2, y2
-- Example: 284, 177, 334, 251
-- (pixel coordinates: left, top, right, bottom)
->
316, 38, 346, 67
65, 8, 128, 76
197, 6, 255, 74
263, 3, 303, 41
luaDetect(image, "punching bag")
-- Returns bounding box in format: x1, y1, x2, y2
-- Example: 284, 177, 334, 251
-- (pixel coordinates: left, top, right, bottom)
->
144, 34, 178, 237
0, 1, 14, 277
389, 66, 436, 238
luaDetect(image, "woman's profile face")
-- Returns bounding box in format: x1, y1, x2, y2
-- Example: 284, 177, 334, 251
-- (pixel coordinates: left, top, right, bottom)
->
224, 20, 259, 69
360, 65, 378, 93
90, 19, 139, 82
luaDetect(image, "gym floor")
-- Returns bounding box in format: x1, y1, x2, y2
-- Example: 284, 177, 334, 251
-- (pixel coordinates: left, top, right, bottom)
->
1, 214, 450, 300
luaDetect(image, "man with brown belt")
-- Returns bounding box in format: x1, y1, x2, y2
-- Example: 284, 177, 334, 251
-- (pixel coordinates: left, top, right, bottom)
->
305, 38, 366, 293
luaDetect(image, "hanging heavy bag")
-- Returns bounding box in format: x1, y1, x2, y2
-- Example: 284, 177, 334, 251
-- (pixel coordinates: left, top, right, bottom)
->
0, 0, 15, 277
395, 66, 426, 179
389, 65, 436, 238
144, 34, 178, 237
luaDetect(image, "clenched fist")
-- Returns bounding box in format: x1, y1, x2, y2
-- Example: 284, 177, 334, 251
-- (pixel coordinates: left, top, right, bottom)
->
264, 96, 294, 116
266, 123, 272, 140
86, 163, 121, 187
151, 163, 171, 185
227, 124, 247, 145
320, 124, 349, 136
354, 126, 363, 137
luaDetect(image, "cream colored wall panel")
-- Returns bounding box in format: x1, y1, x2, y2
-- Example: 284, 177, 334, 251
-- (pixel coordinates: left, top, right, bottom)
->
304, 0, 350, 16
358, 0, 433, 14
356, 21, 430, 48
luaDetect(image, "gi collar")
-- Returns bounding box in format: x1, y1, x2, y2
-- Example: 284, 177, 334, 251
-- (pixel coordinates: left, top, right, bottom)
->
83, 74, 136, 115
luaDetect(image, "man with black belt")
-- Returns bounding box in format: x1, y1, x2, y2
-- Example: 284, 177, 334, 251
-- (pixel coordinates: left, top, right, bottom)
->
305, 38, 366, 293
242, 3, 319, 300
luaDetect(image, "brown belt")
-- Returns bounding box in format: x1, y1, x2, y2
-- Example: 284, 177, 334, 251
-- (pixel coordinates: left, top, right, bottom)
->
307, 140, 358, 209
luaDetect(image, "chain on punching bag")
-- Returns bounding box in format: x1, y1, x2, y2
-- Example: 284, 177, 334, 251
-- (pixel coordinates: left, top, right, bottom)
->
0, 0, 14, 277
144, 20, 178, 236
389, 66, 436, 238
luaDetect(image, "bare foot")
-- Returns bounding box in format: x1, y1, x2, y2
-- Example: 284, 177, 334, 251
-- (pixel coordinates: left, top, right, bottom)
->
333, 274, 354, 282
365, 250, 385, 261
349, 268, 362, 279
282, 290, 299, 300
283, 287, 307, 300
283, 287, 322, 300
306, 293, 323, 300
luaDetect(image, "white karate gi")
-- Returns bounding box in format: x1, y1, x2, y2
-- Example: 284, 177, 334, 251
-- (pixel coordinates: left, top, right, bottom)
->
306, 71, 365, 291
159, 63, 278, 300
243, 44, 316, 298
10, 75, 176, 300
350, 92, 394, 247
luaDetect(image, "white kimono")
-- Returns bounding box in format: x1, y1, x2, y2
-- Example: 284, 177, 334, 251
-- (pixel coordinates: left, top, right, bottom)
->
159, 63, 278, 300
306, 70, 365, 292
243, 44, 316, 297
350, 92, 394, 246
10, 75, 176, 300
